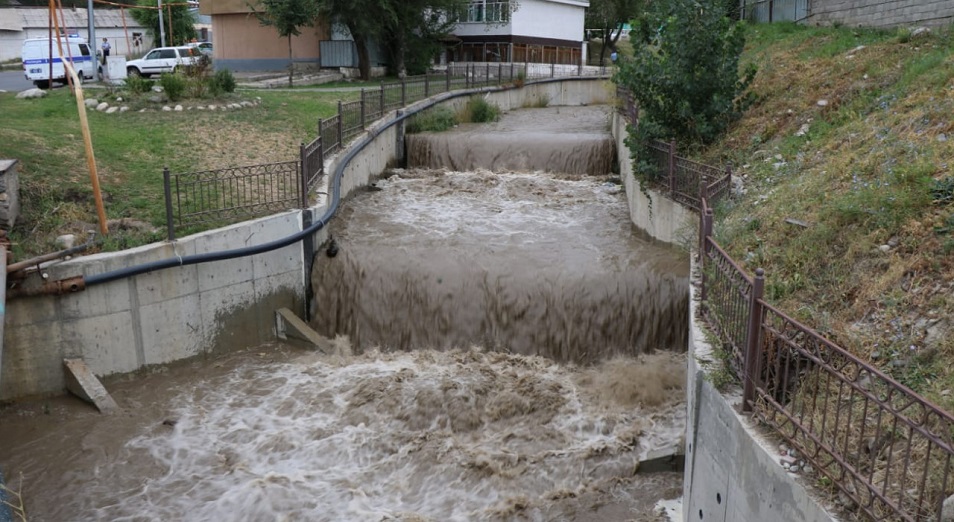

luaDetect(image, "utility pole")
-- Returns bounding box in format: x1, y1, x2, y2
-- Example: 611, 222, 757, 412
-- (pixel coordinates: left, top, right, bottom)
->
158, 0, 166, 47
87, 0, 95, 55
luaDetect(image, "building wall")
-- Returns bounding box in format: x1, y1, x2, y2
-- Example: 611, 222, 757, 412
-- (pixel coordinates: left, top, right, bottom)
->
453, 0, 585, 44
211, 12, 328, 70
806, 0, 954, 27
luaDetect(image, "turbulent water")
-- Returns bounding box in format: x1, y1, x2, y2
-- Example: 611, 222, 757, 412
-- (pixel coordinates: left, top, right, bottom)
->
406, 106, 616, 175
312, 168, 689, 361
0, 105, 690, 521
0, 345, 684, 521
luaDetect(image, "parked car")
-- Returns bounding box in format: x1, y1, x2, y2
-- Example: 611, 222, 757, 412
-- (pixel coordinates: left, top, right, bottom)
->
125, 46, 201, 78
186, 41, 213, 56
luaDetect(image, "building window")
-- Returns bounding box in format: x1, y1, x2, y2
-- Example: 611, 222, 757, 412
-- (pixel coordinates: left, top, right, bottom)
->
462, 1, 509, 23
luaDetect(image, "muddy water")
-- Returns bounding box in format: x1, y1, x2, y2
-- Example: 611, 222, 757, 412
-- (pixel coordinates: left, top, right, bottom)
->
312, 168, 689, 361
0, 106, 690, 521
0, 345, 684, 521
406, 106, 616, 175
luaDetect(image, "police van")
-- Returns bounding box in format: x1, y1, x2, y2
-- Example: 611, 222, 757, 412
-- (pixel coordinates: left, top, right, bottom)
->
21, 35, 95, 89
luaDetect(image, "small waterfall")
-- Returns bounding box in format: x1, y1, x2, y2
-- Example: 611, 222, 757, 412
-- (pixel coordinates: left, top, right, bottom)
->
406, 106, 616, 175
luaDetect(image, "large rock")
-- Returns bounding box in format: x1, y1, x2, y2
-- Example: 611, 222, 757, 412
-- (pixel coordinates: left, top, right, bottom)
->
0, 159, 20, 230
16, 88, 47, 99
941, 493, 954, 522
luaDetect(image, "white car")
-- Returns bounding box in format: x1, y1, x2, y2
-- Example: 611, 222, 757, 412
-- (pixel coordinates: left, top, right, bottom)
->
126, 46, 201, 78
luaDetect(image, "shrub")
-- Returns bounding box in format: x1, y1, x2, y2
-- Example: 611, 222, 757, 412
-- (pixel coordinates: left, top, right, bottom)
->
124, 74, 153, 94
406, 106, 457, 133
616, 0, 756, 176
460, 96, 500, 123
159, 72, 187, 102
210, 68, 237, 95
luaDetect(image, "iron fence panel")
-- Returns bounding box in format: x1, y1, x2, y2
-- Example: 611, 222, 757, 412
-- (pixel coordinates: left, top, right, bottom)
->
755, 304, 954, 522
340, 100, 363, 143
167, 161, 301, 229
302, 136, 324, 191
702, 238, 753, 373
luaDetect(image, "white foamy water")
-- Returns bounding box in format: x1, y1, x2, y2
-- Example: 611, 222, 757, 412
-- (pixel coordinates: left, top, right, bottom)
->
24, 348, 684, 522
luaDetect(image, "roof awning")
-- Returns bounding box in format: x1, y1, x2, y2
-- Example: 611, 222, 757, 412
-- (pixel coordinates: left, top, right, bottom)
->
0, 10, 24, 32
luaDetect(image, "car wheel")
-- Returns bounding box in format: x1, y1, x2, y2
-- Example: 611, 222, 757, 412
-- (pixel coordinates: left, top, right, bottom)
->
34, 80, 50, 90
127, 67, 141, 77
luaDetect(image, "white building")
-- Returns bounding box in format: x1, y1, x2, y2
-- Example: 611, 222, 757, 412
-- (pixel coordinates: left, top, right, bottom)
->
448, 0, 589, 65
0, 7, 151, 63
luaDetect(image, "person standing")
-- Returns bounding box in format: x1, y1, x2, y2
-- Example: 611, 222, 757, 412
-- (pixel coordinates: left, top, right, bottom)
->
101, 38, 111, 65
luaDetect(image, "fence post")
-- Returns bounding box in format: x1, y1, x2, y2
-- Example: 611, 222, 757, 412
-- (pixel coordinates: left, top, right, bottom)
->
360, 89, 366, 129
550, 60, 555, 78
510, 61, 514, 83
742, 268, 766, 413
699, 207, 713, 310
337, 100, 343, 146
699, 180, 709, 261
401, 77, 407, 106
299, 142, 308, 209
424, 74, 430, 98
162, 167, 175, 241
317, 118, 323, 144
446, 64, 451, 91
668, 139, 676, 198
498, 62, 502, 85
485, 62, 490, 86
380, 83, 385, 113
725, 164, 733, 197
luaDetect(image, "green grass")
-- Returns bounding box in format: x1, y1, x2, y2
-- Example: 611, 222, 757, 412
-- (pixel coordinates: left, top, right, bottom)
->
406, 106, 457, 133
695, 22, 954, 409
0, 87, 358, 258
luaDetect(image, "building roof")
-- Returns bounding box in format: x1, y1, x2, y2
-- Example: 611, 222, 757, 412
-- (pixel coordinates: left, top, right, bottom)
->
0, 7, 146, 31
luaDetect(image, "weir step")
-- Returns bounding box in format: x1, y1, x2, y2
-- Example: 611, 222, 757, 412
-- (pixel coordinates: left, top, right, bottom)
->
636, 447, 686, 474
63, 358, 119, 414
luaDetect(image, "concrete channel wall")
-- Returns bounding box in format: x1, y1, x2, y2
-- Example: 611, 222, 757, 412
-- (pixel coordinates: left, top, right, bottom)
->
610, 114, 838, 522
0, 78, 612, 402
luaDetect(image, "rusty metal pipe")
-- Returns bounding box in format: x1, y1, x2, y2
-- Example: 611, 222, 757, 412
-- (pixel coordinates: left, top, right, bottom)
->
7, 276, 86, 299
6, 239, 97, 274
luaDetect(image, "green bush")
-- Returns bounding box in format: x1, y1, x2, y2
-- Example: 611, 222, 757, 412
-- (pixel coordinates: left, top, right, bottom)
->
460, 96, 500, 123
406, 106, 457, 133
124, 74, 153, 95
210, 68, 237, 95
617, 0, 756, 174
159, 72, 187, 102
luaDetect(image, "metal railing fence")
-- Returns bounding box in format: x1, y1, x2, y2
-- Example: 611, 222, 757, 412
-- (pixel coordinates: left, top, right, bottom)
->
616, 85, 954, 521
163, 62, 611, 239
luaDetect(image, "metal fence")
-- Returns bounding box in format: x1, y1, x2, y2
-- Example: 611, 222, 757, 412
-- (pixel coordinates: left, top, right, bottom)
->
616, 87, 954, 521
164, 62, 611, 240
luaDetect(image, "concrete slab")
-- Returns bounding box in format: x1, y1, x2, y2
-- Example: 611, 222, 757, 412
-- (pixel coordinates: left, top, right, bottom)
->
637, 447, 686, 474
275, 307, 339, 354
63, 358, 118, 413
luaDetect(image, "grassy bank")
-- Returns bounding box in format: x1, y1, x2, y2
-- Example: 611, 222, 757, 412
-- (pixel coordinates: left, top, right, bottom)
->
0, 88, 358, 258
697, 22, 954, 408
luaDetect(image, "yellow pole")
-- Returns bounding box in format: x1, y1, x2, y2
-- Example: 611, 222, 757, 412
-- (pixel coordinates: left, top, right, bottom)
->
62, 61, 109, 236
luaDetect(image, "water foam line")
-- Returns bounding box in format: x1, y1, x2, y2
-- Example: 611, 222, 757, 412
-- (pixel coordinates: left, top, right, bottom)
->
82, 78, 606, 288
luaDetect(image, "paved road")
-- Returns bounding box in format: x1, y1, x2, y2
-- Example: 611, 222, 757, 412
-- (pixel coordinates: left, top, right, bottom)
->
0, 70, 36, 92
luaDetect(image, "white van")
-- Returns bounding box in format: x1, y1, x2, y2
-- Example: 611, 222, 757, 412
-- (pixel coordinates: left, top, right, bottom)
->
22, 36, 96, 89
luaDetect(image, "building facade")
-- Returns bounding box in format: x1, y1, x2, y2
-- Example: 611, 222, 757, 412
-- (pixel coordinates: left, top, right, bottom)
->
447, 0, 589, 65
198, 0, 329, 71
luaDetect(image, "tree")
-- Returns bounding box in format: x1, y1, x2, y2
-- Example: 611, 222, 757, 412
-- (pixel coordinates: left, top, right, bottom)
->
616, 0, 755, 174
317, 0, 384, 81
381, 0, 468, 77
131, 0, 196, 48
585, 0, 643, 66
253, 0, 320, 87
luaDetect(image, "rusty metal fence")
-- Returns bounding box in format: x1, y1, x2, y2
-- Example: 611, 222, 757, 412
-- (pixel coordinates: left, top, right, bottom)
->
616, 85, 954, 520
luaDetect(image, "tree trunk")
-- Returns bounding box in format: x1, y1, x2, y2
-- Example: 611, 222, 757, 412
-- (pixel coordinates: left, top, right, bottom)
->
287, 35, 294, 88
393, 31, 407, 78
353, 32, 372, 81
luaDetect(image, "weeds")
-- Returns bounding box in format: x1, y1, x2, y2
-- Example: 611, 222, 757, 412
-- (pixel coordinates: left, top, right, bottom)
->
406, 106, 457, 133
123, 74, 153, 95
459, 96, 500, 123
1, 472, 27, 522
159, 72, 187, 102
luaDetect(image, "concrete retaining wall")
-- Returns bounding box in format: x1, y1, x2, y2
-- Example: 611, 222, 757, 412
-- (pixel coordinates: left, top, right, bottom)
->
807, 0, 954, 28
0, 78, 610, 402
610, 111, 838, 522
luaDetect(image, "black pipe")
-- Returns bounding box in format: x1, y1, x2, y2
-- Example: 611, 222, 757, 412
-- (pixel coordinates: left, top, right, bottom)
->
83, 77, 605, 288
